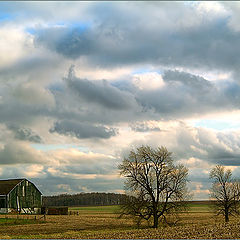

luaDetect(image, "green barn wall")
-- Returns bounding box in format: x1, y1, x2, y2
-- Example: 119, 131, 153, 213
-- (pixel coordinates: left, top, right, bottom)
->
8, 179, 42, 209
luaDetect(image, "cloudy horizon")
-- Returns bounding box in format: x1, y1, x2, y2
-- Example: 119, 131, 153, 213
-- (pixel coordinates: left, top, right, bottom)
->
1, 1, 240, 199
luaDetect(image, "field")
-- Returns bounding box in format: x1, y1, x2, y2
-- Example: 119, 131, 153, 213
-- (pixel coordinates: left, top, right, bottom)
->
1, 202, 240, 239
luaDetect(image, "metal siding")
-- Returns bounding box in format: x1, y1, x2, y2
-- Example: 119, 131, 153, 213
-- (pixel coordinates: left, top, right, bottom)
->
8, 179, 42, 209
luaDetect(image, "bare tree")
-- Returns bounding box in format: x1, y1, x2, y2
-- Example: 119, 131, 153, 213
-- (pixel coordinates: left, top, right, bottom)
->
118, 145, 190, 228
209, 165, 240, 222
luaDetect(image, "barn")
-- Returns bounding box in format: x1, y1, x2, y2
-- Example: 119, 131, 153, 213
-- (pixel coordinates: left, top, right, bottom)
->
0, 179, 42, 214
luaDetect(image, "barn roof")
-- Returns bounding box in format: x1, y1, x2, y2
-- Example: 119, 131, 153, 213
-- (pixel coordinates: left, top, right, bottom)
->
0, 179, 24, 195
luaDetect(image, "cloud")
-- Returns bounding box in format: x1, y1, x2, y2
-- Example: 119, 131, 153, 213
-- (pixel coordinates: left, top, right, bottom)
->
0, 146, 123, 195
0, 26, 32, 68
34, 26, 96, 59
28, 2, 240, 75
139, 121, 240, 166
50, 120, 117, 139
7, 124, 43, 143
34, 176, 124, 195
0, 141, 46, 165
163, 70, 214, 91
132, 72, 165, 90
134, 70, 240, 118
130, 121, 161, 132
65, 66, 137, 110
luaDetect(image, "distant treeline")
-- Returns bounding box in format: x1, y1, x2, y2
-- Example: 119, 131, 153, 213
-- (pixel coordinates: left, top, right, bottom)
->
42, 192, 128, 207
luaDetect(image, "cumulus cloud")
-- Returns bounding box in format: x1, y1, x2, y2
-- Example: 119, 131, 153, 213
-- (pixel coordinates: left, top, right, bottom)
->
0, 146, 122, 195
0, 26, 32, 68
0, 141, 46, 165
134, 69, 240, 118
35, 27, 96, 59
50, 120, 117, 139
138, 121, 240, 166
7, 124, 43, 143
35, 176, 124, 195
132, 72, 165, 90
28, 2, 240, 75
163, 70, 214, 91
65, 66, 137, 110
130, 121, 161, 132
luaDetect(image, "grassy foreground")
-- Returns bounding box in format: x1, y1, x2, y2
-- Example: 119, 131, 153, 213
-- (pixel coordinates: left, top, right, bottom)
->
70, 201, 213, 213
0, 218, 42, 226
0, 201, 239, 239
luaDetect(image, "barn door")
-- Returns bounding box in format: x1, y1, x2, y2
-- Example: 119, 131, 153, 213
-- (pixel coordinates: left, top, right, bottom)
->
0, 197, 5, 208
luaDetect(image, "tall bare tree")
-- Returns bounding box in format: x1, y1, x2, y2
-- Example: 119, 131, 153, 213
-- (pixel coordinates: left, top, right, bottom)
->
210, 165, 240, 222
118, 145, 190, 228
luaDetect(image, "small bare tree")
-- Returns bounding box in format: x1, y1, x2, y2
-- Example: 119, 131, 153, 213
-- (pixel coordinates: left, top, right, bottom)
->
118, 145, 190, 228
210, 165, 240, 222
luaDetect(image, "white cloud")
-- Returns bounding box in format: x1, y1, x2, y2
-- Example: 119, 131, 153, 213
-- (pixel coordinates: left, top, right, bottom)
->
133, 72, 165, 90
0, 26, 33, 68
223, 2, 240, 32
24, 164, 44, 178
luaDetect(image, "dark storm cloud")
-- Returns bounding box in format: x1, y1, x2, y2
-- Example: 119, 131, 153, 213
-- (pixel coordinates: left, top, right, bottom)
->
7, 124, 43, 143
1, 65, 240, 133
163, 70, 213, 91
50, 120, 117, 139
33, 9, 240, 72
1, 66, 240, 133
34, 27, 96, 59
134, 70, 232, 117
58, 67, 240, 124
65, 67, 136, 110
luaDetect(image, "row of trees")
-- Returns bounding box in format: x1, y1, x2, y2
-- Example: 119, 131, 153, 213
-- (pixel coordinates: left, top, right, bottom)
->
118, 145, 240, 228
43, 192, 127, 207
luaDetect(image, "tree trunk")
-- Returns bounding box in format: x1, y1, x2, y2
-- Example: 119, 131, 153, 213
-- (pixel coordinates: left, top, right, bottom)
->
153, 212, 158, 228
225, 208, 229, 222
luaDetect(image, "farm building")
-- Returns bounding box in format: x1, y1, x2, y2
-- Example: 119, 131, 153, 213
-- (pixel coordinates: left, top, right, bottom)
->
0, 178, 42, 214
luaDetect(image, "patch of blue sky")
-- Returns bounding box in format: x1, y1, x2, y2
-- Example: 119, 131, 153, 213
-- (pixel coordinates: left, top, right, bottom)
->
25, 21, 91, 35
68, 21, 92, 30
53, 21, 66, 27
48, 82, 65, 93
31, 144, 89, 153
25, 27, 36, 35
0, 12, 15, 22
195, 120, 240, 131
132, 68, 162, 75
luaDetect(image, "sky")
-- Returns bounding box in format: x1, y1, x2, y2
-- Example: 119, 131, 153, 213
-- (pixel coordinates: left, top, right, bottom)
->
1, 2, 240, 200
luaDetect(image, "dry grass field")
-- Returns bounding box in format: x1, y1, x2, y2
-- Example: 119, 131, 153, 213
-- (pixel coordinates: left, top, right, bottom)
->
1, 202, 240, 239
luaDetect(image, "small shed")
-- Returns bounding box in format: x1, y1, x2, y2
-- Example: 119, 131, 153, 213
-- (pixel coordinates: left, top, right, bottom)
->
0, 178, 42, 214
42, 206, 68, 215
